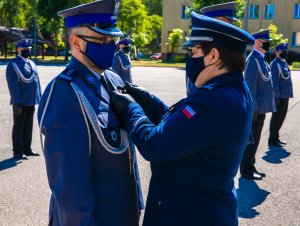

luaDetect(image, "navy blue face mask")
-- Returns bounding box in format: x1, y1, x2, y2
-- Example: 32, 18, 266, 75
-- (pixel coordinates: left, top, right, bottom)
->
279, 51, 288, 59
21, 49, 31, 58
80, 37, 116, 70
186, 56, 206, 84
122, 46, 130, 54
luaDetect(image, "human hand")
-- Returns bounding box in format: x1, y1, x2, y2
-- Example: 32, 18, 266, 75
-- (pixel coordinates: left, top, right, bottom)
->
111, 91, 135, 116
120, 82, 153, 107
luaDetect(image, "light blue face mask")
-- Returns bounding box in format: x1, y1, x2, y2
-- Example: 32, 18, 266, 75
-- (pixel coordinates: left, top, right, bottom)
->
79, 36, 116, 70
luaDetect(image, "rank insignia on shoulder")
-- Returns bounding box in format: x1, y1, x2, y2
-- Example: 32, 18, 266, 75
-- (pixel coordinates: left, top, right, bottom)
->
58, 68, 76, 81
86, 74, 96, 85
182, 105, 196, 119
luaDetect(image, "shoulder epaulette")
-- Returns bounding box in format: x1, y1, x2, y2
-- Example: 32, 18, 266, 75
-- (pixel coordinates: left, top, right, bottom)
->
57, 67, 77, 82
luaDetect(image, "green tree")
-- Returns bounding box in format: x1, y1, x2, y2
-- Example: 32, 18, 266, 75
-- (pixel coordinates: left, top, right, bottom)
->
118, 0, 147, 35
145, 14, 162, 52
38, 0, 92, 58
142, 0, 162, 16
269, 24, 288, 50
167, 28, 183, 53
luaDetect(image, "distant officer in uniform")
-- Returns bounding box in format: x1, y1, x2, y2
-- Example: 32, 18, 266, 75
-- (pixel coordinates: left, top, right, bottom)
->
187, 1, 237, 96
268, 42, 293, 147
112, 38, 132, 83
240, 29, 275, 180
6, 38, 41, 160
37, 1, 144, 225
110, 12, 254, 226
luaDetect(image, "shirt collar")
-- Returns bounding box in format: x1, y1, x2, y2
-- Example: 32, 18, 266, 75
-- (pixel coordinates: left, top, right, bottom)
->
253, 48, 265, 58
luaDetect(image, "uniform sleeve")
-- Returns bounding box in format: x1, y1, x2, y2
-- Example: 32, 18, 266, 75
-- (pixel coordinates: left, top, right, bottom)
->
244, 58, 258, 112
6, 61, 22, 105
111, 54, 121, 75
33, 62, 42, 100
38, 81, 98, 226
270, 61, 280, 98
123, 101, 217, 163
140, 95, 169, 125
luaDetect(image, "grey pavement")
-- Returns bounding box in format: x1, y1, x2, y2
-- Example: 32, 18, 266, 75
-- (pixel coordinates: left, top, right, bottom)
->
0, 65, 299, 226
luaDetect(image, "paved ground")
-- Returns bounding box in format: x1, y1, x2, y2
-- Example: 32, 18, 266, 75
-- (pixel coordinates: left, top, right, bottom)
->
0, 65, 299, 226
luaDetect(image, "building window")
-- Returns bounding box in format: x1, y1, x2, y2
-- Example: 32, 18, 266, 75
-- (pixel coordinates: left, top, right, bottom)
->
249, 4, 259, 19
294, 3, 300, 18
292, 32, 300, 46
264, 4, 274, 19
182, 5, 190, 19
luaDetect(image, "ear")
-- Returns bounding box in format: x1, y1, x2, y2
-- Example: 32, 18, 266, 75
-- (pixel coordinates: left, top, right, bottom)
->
70, 35, 82, 51
209, 48, 220, 63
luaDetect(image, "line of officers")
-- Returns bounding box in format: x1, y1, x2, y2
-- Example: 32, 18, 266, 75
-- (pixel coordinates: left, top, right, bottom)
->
4, 0, 293, 226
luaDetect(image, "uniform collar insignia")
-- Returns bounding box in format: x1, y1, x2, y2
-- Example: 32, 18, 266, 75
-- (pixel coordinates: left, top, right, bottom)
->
85, 74, 96, 85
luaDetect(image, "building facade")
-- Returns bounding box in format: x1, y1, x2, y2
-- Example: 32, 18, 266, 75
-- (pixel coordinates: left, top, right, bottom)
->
162, 0, 300, 55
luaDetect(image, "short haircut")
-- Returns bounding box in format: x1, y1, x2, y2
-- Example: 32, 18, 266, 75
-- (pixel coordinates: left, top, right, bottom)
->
201, 42, 246, 73
66, 27, 87, 50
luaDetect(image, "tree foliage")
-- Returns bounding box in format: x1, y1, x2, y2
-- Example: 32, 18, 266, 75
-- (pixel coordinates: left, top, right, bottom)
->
0, 0, 162, 55
167, 28, 183, 53
269, 24, 288, 50
142, 0, 162, 16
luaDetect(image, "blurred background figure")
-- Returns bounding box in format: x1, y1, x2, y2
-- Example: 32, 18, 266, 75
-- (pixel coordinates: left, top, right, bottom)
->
268, 42, 293, 147
5, 38, 41, 160
112, 38, 132, 83
240, 29, 275, 180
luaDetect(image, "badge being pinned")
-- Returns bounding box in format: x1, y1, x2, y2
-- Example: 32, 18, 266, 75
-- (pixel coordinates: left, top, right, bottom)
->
182, 105, 196, 119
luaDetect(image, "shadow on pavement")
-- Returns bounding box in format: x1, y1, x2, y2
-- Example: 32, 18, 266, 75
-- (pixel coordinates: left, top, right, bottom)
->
0, 157, 22, 171
262, 147, 291, 164
237, 178, 270, 218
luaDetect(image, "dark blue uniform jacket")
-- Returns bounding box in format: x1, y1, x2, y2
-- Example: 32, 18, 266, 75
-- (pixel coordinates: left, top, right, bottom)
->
6, 56, 41, 106
112, 50, 132, 83
121, 72, 253, 226
244, 50, 275, 114
38, 57, 144, 226
270, 57, 293, 99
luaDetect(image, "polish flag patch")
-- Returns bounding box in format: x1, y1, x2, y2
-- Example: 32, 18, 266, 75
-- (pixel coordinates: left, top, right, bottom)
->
182, 105, 196, 119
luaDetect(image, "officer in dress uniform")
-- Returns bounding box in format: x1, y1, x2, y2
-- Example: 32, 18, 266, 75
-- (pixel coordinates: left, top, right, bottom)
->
110, 12, 254, 226
240, 29, 275, 180
268, 42, 293, 147
112, 38, 132, 83
186, 1, 237, 96
6, 38, 41, 160
37, 1, 144, 225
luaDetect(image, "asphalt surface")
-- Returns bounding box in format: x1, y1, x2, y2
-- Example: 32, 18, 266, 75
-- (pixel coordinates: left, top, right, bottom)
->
0, 65, 299, 226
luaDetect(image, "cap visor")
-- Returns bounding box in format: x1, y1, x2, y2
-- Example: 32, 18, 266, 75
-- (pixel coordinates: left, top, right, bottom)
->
181, 41, 205, 49
89, 26, 124, 37
225, 16, 238, 21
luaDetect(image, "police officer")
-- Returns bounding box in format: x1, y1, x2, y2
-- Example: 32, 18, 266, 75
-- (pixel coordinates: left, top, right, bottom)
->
37, 1, 144, 225
187, 1, 237, 96
6, 38, 41, 160
112, 38, 132, 83
110, 12, 254, 226
240, 29, 275, 180
268, 42, 293, 147
200, 1, 237, 24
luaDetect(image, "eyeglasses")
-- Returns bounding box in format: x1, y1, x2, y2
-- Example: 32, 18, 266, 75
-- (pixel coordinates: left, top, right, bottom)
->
188, 46, 202, 57
76, 35, 120, 45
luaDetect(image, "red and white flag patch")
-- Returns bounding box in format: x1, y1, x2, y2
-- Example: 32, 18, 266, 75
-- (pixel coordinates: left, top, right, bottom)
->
182, 105, 196, 119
